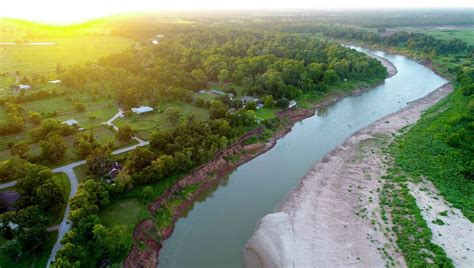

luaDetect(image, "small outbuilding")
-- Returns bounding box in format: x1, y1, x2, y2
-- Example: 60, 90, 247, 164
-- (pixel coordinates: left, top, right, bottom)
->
241, 96, 260, 104
132, 106, 154, 115
210, 89, 226, 96
256, 103, 264, 110
63, 119, 84, 131
288, 100, 297, 109
17, 84, 31, 90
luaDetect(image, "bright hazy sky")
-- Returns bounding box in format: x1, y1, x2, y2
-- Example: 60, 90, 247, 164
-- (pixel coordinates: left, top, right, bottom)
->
1, 0, 473, 24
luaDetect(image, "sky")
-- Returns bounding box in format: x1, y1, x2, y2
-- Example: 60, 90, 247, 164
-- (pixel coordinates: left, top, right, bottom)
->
1, 0, 473, 24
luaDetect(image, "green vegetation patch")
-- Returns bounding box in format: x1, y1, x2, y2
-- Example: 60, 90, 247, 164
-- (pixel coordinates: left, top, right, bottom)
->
0, 36, 134, 75
380, 171, 453, 267
391, 86, 474, 221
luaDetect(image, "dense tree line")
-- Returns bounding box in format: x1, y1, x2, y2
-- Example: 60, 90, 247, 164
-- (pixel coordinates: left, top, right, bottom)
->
0, 159, 66, 260
52, 111, 257, 266
58, 27, 387, 109
287, 24, 471, 56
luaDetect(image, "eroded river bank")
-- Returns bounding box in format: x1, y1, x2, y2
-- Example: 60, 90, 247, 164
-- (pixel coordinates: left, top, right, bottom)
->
143, 47, 447, 267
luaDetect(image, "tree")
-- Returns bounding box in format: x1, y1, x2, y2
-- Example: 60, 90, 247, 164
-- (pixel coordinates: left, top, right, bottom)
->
75, 102, 86, 112
15, 206, 49, 254
86, 146, 113, 176
164, 107, 182, 126
262, 95, 274, 108
276, 97, 290, 108
116, 125, 134, 141
10, 142, 29, 159
53, 243, 84, 267
39, 132, 66, 163
28, 111, 42, 125
209, 100, 228, 119
245, 101, 257, 111
123, 147, 157, 174
218, 69, 230, 84
324, 69, 340, 85
15, 166, 64, 210
191, 68, 207, 89
74, 131, 99, 158
92, 224, 127, 261
115, 171, 133, 192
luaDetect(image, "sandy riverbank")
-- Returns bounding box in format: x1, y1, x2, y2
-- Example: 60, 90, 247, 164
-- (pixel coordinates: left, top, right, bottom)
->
244, 83, 454, 267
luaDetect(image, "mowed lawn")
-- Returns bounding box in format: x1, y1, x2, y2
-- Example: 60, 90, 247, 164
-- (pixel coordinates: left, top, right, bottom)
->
256, 108, 277, 120
98, 198, 148, 248
0, 125, 132, 162
0, 90, 118, 128
0, 36, 134, 75
0, 76, 15, 92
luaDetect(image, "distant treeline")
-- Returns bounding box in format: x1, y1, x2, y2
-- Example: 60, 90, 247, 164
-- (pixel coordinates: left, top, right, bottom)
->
285, 24, 472, 56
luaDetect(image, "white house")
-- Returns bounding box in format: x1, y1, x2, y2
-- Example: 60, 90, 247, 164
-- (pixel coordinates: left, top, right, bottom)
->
132, 106, 154, 115
63, 119, 79, 126
48, 80, 62, 84
18, 84, 31, 90
63, 119, 84, 131
288, 100, 297, 109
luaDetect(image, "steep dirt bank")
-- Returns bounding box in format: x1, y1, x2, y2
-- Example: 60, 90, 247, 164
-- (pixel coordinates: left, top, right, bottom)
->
244, 83, 453, 267
124, 51, 397, 267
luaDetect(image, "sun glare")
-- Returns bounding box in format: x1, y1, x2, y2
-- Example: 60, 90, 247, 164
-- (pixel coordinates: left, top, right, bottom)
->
1, 0, 473, 24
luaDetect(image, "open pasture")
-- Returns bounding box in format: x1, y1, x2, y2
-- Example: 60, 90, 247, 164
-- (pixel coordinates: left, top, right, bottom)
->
0, 36, 134, 75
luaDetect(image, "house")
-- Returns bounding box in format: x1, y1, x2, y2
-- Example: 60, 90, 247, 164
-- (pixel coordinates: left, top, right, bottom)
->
63, 119, 79, 126
17, 84, 31, 90
151, 34, 165, 45
63, 119, 84, 131
210, 89, 226, 96
105, 162, 122, 183
241, 96, 260, 104
131, 106, 154, 115
288, 100, 297, 109
0, 191, 20, 213
48, 80, 61, 84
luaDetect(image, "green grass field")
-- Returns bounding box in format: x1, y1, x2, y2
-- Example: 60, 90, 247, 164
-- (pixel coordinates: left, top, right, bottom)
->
0, 76, 15, 92
255, 108, 277, 120
0, 125, 131, 163
0, 36, 134, 75
98, 198, 148, 248
396, 26, 474, 46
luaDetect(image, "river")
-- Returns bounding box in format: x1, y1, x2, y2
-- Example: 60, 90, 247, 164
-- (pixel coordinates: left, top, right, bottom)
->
158, 47, 448, 267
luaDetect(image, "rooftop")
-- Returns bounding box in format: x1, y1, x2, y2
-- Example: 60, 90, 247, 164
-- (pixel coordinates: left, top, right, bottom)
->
63, 119, 79, 126
132, 106, 154, 114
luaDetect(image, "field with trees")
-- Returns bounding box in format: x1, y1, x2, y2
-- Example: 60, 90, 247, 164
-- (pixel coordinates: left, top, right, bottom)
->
0, 10, 472, 267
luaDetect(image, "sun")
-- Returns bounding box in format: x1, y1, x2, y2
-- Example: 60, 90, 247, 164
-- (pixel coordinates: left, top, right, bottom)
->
1, 0, 116, 25
1, 0, 473, 24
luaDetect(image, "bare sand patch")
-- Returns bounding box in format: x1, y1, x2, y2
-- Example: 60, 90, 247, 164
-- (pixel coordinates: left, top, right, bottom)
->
408, 180, 474, 267
244, 83, 453, 267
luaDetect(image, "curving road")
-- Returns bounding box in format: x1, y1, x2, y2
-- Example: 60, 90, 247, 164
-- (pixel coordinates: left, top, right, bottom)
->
46, 139, 149, 267
0, 180, 17, 190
